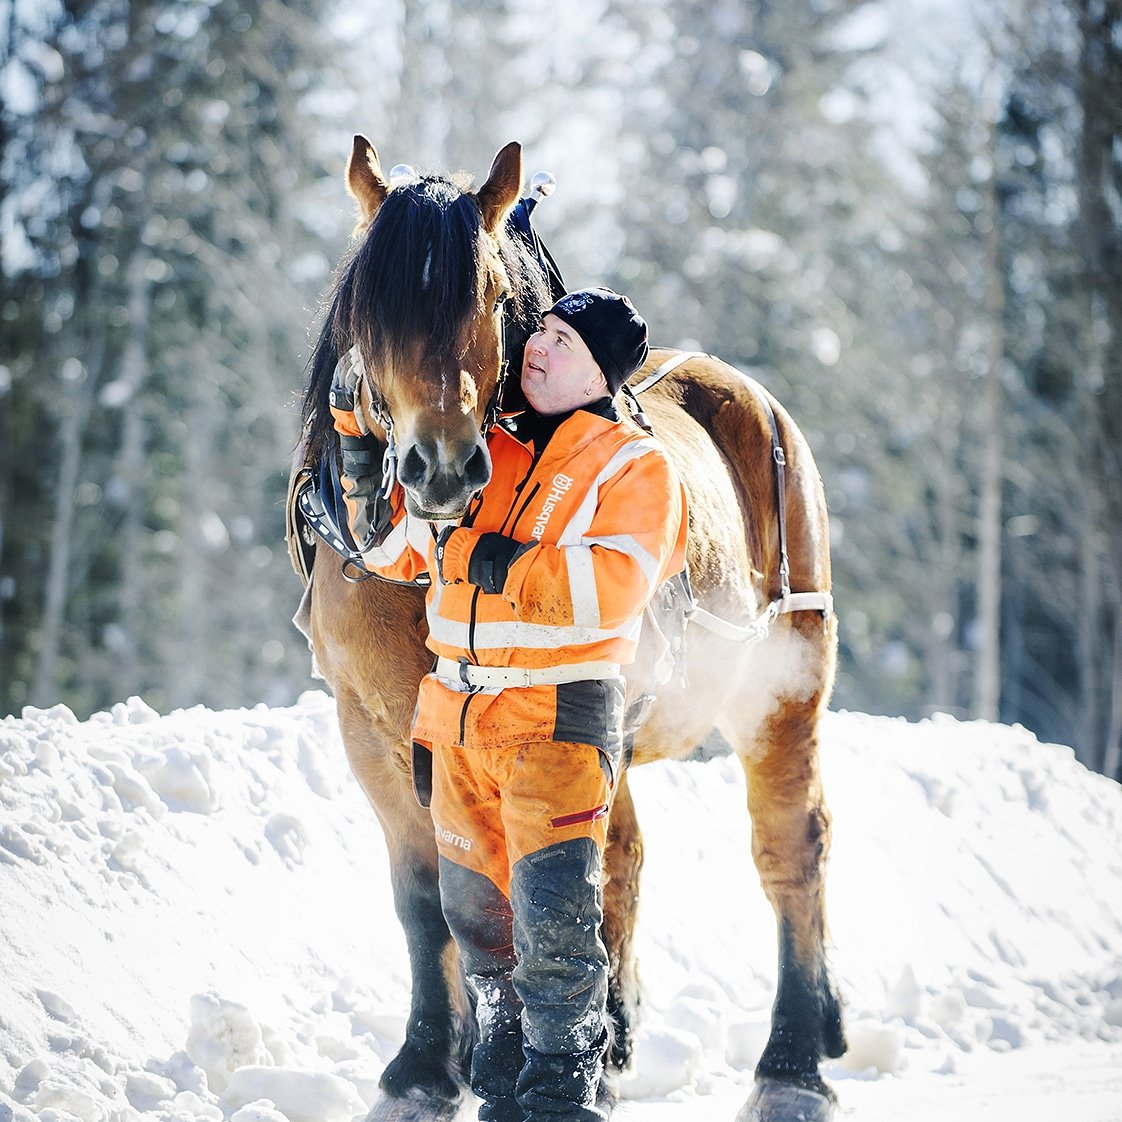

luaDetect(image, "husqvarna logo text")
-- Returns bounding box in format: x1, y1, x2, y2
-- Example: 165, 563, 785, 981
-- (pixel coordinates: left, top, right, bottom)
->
531, 473, 574, 539
435, 823, 472, 852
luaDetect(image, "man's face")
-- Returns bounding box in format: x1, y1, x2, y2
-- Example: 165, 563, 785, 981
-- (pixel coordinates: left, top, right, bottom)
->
520, 313, 607, 416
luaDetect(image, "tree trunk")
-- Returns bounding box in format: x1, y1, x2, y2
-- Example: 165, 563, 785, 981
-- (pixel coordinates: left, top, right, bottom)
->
1075, 0, 1122, 771
1104, 620, 1122, 780
31, 345, 102, 706
112, 245, 153, 697
974, 146, 1005, 723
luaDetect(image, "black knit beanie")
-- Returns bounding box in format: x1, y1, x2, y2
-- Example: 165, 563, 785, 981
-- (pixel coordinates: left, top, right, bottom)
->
546, 288, 650, 395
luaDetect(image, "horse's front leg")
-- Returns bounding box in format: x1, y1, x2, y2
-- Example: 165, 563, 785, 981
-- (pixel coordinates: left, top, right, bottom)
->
378, 843, 472, 1111
736, 690, 845, 1122
335, 689, 475, 1122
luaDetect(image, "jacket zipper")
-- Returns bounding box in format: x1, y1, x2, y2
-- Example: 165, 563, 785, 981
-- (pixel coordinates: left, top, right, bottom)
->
458, 692, 473, 746
468, 586, 481, 661
458, 443, 536, 747
457, 587, 484, 746
505, 482, 540, 537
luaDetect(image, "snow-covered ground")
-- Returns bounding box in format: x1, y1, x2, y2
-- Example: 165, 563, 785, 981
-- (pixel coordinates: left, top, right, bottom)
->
1, 695, 1120, 1122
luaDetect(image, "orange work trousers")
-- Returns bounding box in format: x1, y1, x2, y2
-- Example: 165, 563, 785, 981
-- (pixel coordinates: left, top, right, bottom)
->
430, 737, 616, 1121
429, 738, 613, 900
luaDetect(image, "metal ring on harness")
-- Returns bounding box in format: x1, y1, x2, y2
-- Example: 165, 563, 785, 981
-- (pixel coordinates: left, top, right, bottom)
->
341, 557, 378, 583
380, 423, 398, 500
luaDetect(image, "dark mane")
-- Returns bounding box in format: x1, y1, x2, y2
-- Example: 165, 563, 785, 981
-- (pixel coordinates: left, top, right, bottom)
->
344, 176, 482, 373
300, 176, 550, 459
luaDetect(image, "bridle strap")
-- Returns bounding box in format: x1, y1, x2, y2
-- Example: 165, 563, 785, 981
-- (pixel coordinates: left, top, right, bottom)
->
342, 346, 400, 501
482, 297, 509, 434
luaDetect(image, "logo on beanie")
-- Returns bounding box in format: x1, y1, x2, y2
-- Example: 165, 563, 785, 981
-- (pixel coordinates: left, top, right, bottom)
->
531, 473, 575, 539
557, 292, 595, 314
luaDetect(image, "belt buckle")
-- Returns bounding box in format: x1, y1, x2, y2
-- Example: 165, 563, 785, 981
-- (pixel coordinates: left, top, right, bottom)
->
457, 657, 473, 688
517, 667, 533, 688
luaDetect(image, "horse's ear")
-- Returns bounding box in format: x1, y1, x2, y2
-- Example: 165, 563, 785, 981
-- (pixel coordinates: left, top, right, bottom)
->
346, 134, 389, 224
475, 141, 522, 234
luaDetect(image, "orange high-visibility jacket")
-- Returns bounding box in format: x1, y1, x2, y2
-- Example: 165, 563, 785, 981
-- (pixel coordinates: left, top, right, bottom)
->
331, 401, 688, 749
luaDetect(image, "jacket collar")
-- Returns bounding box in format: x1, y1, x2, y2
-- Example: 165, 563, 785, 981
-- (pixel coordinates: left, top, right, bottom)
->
498, 397, 621, 450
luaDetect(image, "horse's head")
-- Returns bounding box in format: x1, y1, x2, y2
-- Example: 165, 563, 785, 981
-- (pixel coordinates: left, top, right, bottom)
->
332, 136, 529, 520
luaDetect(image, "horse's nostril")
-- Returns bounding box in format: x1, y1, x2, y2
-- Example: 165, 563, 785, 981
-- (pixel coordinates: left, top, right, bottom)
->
463, 445, 491, 490
398, 444, 429, 488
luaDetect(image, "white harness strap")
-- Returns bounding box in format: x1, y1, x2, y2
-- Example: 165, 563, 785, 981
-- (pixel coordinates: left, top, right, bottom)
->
687, 591, 834, 645
628, 350, 706, 396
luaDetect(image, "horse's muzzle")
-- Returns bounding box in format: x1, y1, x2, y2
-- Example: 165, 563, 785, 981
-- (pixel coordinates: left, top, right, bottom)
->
398, 435, 491, 519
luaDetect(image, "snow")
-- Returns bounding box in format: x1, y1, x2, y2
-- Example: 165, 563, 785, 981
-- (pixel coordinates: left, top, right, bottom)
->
1, 695, 1120, 1121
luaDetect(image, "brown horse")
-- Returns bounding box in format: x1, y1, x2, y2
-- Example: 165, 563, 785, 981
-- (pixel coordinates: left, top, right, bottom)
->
290, 136, 845, 1122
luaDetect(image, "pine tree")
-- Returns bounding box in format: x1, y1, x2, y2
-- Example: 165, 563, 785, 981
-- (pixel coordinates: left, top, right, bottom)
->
0, 0, 338, 715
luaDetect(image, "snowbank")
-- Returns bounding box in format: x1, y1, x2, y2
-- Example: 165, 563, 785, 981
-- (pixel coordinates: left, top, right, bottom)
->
0, 695, 1119, 1120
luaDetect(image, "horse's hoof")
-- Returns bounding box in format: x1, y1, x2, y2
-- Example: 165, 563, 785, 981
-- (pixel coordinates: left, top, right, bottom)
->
363, 1089, 473, 1122
735, 1078, 837, 1122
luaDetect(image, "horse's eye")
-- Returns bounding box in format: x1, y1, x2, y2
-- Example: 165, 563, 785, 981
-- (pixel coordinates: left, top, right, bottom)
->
493, 292, 510, 314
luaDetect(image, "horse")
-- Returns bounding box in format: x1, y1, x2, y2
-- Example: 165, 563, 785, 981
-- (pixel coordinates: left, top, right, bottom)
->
289, 135, 846, 1122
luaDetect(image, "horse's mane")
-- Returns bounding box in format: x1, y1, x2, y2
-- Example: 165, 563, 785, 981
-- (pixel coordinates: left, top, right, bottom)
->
301, 175, 551, 460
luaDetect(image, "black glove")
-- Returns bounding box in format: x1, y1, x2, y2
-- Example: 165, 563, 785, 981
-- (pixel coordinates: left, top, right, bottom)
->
340, 433, 394, 550
467, 533, 523, 594
435, 526, 523, 593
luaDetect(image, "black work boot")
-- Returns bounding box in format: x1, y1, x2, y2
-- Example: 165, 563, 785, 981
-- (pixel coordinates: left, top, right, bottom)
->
509, 838, 612, 1121
474, 1021, 526, 1122
479, 1094, 524, 1122
514, 1033, 610, 1122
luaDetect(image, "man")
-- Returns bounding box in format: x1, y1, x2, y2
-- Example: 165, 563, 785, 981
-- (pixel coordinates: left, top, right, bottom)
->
333, 289, 687, 1121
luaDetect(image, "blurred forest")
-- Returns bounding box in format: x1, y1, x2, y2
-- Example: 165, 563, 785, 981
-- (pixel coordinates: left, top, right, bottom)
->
1, 0, 1119, 778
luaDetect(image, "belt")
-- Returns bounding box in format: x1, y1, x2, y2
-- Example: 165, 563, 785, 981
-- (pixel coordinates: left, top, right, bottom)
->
434, 657, 621, 690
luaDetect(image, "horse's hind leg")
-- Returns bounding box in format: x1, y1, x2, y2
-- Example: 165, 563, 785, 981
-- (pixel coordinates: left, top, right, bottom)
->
334, 688, 474, 1121
735, 687, 845, 1119
601, 769, 644, 1074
